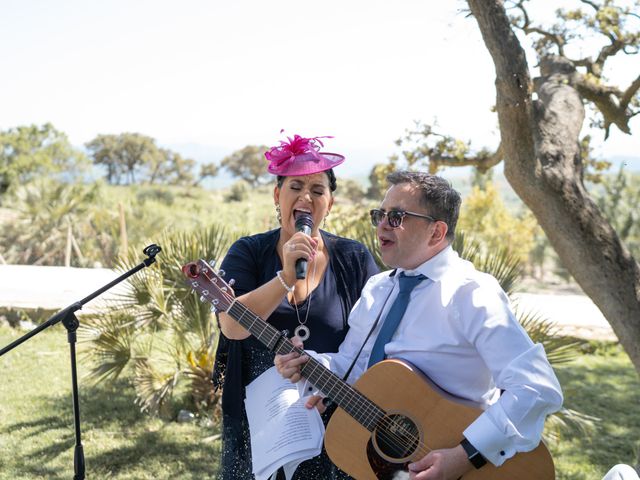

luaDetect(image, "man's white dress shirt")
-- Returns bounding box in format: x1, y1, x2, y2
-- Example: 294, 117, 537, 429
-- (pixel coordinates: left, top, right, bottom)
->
319, 245, 563, 467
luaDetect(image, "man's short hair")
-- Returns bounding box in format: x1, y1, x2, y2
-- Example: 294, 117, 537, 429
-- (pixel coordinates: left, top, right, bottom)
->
386, 171, 461, 241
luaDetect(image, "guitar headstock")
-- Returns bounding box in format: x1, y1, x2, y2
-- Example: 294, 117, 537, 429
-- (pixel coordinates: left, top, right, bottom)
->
182, 259, 236, 313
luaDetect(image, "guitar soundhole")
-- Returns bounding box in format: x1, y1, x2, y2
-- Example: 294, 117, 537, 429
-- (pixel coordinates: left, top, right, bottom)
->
373, 413, 420, 462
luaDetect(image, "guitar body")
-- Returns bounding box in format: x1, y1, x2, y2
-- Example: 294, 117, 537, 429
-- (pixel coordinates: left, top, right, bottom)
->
324, 359, 555, 480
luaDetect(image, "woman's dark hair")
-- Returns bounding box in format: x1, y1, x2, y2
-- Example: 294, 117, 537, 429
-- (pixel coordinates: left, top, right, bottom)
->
276, 168, 337, 192
386, 170, 461, 241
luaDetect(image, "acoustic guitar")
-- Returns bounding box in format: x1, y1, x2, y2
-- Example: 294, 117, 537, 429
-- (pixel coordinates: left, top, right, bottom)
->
182, 259, 555, 480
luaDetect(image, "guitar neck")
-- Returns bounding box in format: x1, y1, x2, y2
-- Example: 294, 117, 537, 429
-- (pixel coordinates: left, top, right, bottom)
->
226, 299, 384, 431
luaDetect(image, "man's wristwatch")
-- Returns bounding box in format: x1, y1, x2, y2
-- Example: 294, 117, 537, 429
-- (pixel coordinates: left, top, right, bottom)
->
460, 438, 487, 469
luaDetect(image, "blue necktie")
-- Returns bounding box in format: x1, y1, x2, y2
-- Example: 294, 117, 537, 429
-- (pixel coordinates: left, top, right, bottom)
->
367, 272, 426, 367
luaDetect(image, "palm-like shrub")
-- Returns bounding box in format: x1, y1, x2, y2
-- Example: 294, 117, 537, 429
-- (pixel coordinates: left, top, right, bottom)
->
80, 224, 233, 418
0, 179, 103, 266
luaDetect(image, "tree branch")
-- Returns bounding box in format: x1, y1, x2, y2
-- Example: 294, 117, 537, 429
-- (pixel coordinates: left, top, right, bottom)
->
621, 73, 640, 109
509, 1, 566, 56
578, 0, 601, 11
594, 40, 625, 76
572, 70, 638, 137
428, 144, 503, 174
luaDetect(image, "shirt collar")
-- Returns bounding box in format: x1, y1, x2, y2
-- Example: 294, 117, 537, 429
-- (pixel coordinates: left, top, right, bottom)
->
396, 245, 457, 282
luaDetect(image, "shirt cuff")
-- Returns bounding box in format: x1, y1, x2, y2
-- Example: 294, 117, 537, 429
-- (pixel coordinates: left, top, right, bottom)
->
463, 413, 516, 467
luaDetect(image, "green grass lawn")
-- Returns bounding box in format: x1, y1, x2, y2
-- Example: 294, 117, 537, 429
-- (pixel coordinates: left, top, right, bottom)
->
0, 326, 220, 479
1, 326, 639, 479
551, 342, 640, 479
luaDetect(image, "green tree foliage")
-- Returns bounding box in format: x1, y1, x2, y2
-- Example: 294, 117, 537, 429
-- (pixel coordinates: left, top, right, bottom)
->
220, 145, 271, 187
457, 182, 539, 264
366, 163, 395, 199
195, 161, 220, 186
595, 167, 640, 258
81, 225, 234, 417
85, 133, 199, 186
157, 149, 196, 185
224, 180, 250, 202
0, 123, 87, 199
338, 178, 367, 204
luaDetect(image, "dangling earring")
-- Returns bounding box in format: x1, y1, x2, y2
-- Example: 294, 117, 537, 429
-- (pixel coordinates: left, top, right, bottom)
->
275, 204, 282, 223
323, 212, 329, 229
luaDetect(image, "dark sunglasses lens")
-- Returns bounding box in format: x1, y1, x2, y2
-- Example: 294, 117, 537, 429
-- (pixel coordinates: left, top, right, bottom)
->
387, 211, 403, 227
370, 210, 383, 226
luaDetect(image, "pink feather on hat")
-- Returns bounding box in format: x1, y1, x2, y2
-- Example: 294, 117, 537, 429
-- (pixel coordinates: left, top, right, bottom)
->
264, 132, 345, 176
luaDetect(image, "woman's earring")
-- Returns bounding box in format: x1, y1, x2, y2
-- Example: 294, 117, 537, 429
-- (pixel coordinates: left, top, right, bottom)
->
323, 212, 329, 229
275, 204, 282, 223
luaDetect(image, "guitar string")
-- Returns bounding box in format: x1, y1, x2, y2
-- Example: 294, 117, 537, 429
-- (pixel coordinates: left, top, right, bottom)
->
207, 276, 436, 460
225, 296, 436, 460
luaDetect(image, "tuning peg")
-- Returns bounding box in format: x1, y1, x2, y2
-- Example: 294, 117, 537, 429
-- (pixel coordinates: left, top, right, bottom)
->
199, 295, 207, 302
209, 259, 217, 268
228, 278, 236, 287
210, 305, 217, 313
212, 299, 219, 306
218, 269, 226, 277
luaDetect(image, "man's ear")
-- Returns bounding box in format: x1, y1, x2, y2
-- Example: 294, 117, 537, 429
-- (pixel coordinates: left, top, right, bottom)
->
430, 221, 448, 245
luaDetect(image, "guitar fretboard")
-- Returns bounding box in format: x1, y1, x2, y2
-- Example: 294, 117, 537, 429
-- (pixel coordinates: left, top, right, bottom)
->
226, 300, 385, 431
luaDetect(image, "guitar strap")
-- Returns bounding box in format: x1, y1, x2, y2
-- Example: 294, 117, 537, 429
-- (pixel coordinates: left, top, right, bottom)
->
340, 270, 398, 384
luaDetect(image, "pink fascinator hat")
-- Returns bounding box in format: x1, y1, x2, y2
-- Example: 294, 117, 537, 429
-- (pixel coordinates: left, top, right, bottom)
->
264, 133, 345, 176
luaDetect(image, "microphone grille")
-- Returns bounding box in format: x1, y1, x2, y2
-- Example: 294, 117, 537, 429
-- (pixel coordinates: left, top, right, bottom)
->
294, 211, 314, 228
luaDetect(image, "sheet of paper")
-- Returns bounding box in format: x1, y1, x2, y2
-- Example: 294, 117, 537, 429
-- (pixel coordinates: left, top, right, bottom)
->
245, 366, 325, 480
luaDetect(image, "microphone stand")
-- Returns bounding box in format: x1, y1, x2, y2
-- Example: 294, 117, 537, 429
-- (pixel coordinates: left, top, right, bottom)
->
0, 244, 162, 480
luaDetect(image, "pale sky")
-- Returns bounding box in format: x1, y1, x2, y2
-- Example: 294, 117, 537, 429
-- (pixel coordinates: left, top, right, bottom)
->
1, 0, 638, 178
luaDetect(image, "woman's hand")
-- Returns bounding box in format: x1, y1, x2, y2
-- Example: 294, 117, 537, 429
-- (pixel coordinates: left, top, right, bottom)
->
281, 232, 318, 282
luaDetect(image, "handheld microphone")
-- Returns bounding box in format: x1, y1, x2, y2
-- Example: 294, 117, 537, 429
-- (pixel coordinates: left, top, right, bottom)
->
294, 211, 313, 279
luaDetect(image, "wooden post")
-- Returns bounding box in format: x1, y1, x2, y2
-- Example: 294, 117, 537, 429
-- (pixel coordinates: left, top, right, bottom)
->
70, 232, 84, 264
65, 221, 72, 267
119, 202, 128, 256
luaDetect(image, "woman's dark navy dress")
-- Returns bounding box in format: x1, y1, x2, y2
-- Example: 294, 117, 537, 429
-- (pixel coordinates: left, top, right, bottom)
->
214, 228, 378, 479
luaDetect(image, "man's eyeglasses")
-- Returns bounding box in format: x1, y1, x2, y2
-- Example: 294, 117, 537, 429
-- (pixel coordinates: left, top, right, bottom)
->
369, 209, 437, 228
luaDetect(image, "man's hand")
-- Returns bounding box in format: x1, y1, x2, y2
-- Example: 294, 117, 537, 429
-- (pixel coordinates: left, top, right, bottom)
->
407, 445, 473, 480
302, 394, 326, 413
274, 336, 327, 412
274, 336, 309, 383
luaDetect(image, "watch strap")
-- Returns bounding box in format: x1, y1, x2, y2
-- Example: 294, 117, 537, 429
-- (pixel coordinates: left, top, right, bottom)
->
460, 437, 487, 469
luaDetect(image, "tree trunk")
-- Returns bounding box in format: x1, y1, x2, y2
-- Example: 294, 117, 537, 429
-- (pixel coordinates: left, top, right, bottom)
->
467, 0, 640, 377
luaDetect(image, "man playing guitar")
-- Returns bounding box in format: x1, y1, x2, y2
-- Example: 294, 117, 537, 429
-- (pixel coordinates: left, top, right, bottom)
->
275, 171, 563, 480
